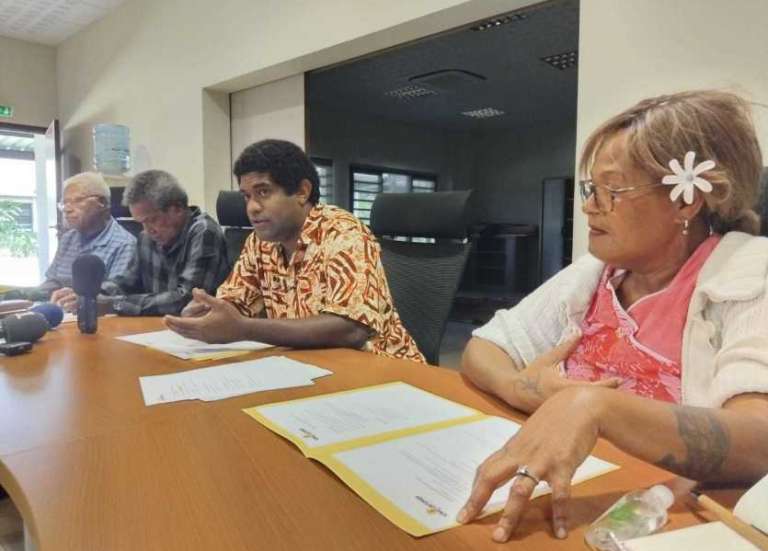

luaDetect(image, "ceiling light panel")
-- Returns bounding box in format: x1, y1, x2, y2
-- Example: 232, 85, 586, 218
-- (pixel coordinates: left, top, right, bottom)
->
471, 12, 528, 31
461, 108, 505, 119
384, 85, 438, 100
541, 50, 578, 70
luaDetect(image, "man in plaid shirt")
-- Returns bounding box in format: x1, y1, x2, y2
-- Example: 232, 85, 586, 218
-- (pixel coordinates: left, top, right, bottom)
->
53, 170, 230, 316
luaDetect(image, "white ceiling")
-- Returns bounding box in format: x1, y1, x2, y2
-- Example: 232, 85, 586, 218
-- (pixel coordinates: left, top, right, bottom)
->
0, 0, 126, 46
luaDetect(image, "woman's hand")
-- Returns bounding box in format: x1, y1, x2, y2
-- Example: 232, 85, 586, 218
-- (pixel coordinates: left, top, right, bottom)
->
457, 386, 605, 542
506, 339, 621, 412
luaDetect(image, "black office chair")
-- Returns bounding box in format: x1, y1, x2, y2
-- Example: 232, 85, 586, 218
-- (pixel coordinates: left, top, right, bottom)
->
370, 190, 473, 365
759, 168, 768, 237
109, 186, 142, 237
217, 190, 252, 266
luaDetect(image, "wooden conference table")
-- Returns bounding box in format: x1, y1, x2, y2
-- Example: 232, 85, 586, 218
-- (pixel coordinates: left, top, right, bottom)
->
0, 318, 743, 550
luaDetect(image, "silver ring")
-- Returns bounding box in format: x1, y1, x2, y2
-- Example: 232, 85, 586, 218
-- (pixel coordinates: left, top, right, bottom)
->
514, 465, 540, 485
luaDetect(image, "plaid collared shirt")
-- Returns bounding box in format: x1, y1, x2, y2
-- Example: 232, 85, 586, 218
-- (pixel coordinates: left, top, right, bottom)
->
217, 204, 425, 362
44, 216, 136, 289
102, 207, 231, 316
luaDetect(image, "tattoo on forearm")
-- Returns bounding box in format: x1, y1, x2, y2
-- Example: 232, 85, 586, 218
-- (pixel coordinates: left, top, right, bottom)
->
512, 372, 544, 400
655, 407, 730, 480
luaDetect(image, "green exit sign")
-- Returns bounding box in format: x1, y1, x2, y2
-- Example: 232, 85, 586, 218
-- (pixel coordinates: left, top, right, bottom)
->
0, 105, 12, 118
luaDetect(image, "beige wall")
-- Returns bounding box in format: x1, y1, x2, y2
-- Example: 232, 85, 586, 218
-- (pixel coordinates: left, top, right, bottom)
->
0, 36, 57, 128
56, 0, 529, 212
231, 75, 306, 167
573, 0, 768, 258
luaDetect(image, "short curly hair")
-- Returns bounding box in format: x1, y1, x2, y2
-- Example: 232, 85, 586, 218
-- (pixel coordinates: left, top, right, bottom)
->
580, 90, 764, 235
233, 139, 320, 204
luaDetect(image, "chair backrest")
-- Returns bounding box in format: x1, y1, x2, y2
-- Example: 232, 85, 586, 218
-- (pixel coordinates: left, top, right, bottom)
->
217, 190, 252, 266
370, 190, 473, 365
759, 168, 768, 237
109, 186, 142, 237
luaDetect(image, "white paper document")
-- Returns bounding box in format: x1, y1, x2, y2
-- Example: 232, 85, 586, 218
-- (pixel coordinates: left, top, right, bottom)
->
254, 382, 479, 448
245, 382, 619, 536
332, 416, 618, 533
734, 471, 768, 535
118, 329, 273, 359
626, 471, 768, 551
624, 521, 760, 551
139, 356, 332, 405
61, 312, 116, 324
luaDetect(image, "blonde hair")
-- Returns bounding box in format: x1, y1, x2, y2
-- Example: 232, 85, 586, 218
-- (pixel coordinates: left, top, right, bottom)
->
580, 90, 764, 235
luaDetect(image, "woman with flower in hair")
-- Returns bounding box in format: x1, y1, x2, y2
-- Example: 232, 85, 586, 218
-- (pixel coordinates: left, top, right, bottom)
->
458, 90, 768, 542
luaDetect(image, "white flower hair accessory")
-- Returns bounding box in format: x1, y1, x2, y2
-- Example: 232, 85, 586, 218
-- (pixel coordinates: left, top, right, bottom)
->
661, 151, 715, 204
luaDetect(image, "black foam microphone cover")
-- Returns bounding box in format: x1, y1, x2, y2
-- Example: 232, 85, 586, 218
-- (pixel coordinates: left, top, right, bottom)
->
72, 254, 106, 298
72, 254, 106, 334
0, 312, 49, 343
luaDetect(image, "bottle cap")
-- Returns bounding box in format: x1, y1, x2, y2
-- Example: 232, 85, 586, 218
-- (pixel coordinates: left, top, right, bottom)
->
645, 484, 675, 510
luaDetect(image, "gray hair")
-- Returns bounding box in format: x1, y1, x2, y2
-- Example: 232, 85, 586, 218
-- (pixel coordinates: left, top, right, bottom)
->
63, 171, 110, 202
123, 169, 188, 210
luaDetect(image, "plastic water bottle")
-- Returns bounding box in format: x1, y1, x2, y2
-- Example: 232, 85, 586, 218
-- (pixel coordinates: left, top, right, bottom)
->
585, 484, 675, 550
93, 123, 130, 175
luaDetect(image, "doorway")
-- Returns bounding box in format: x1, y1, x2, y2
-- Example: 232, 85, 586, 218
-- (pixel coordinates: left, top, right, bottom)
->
304, 0, 579, 365
0, 121, 61, 289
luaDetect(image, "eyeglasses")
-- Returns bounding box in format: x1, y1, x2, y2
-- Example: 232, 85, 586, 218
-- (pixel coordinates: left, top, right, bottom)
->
578, 179, 666, 213
56, 194, 103, 211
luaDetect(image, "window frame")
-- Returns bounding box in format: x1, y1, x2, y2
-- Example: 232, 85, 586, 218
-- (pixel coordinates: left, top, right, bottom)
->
311, 156, 335, 205
349, 164, 438, 226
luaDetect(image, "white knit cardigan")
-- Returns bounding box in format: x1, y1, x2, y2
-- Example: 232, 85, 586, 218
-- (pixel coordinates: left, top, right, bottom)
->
473, 232, 768, 407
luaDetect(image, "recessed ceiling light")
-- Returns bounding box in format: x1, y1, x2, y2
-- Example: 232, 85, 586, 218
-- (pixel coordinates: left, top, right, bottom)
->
541, 50, 578, 70
461, 108, 505, 119
384, 85, 438, 100
471, 12, 528, 31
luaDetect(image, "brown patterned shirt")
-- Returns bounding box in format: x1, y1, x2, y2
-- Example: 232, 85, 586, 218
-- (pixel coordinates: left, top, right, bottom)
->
217, 204, 425, 363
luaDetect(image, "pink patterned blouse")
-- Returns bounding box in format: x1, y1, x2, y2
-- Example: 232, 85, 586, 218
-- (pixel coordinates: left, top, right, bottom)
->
565, 236, 721, 403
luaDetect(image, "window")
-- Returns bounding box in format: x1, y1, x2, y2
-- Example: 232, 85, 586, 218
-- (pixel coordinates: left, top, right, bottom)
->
0, 131, 41, 286
350, 166, 436, 226
311, 157, 334, 205
7, 200, 34, 231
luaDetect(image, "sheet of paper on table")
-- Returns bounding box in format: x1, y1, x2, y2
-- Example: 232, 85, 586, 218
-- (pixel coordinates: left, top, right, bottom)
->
624, 521, 759, 551
117, 329, 273, 360
139, 355, 332, 405
61, 312, 116, 324
625, 471, 768, 551
245, 382, 619, 536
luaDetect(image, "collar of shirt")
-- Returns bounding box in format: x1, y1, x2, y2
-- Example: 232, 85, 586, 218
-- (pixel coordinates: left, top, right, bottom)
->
162, 206, 201, 254
78, 216, 117, 251
274, 204, 325, 269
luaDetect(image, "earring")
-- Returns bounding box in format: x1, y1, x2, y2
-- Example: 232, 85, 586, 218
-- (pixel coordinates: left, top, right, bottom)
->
682, 219, 689, 236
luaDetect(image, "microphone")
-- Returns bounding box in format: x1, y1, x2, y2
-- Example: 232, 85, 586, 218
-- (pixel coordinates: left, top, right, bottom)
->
0, 312, 49, 343
72, 254, 106, 334
30, 302, 64, 328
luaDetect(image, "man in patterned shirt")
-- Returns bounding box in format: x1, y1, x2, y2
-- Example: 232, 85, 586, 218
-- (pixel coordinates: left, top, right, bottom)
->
53, 170, 230, 316
165, 139, 425, 362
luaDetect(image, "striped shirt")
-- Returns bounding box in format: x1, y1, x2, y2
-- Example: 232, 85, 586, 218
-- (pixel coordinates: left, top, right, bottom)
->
44, 216, 136, 288
102, 207, 231, 316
